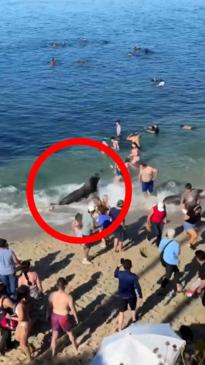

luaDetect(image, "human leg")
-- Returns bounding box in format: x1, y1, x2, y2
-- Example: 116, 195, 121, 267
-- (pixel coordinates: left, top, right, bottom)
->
67, 330, 78, 354
51, 330, 59, 357
8, 274, 16, 298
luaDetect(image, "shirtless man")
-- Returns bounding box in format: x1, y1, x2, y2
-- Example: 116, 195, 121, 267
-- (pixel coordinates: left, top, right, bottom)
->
48, 278, 78, 356
139, 162, 158, 196
181, 183, 200, 210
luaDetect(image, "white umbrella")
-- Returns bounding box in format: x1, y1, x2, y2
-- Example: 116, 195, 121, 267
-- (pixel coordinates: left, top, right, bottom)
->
91, 323, 185, 365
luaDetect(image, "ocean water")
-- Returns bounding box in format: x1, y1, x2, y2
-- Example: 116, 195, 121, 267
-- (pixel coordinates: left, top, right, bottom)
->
0, 0, 205, 228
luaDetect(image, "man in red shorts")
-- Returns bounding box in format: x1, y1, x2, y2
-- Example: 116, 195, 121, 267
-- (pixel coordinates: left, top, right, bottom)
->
48, 277, 79, 356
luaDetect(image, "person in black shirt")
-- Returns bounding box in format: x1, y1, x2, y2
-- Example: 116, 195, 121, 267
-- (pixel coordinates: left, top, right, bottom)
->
109, 200, 125, 252
114, 259, 143, 331
183, 203, 202, 250
195, 250, 205, 306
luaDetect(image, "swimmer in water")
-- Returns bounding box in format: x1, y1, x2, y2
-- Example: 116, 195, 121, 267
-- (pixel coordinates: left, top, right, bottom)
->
151, 78, 165, 87
130, 143, 140, 168
110, 137, 119, 151
145, 124, 159, 134
115, 120, 122, 138
180, 124, 193, 130
127, 133, 141, 148
49, 57, 57, 66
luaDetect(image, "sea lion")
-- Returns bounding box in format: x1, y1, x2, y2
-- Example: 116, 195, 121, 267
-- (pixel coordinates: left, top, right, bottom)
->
58, 175, 100, 205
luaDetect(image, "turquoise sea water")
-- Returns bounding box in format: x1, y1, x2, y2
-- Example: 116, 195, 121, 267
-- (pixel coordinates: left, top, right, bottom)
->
0, 0, 205, 226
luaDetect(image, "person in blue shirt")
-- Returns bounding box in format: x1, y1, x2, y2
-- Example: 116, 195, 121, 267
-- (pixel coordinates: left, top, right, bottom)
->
114, 259, 143, 331
96, 205, 111, 248
159, 228, 181, 293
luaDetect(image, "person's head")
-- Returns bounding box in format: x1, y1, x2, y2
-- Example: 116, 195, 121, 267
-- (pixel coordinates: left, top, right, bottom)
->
117, 200, 124, 208
116, 120, 121, 125
0, 238, 7, 249
185, 183, 192, 191
17, 285, 30, 302
20, 260, 31, 274
121, 258, 132, 271
166, 228, 175, 240
140, 162, 147, 168
88, 201, 96, 215
195, 250, 205, 264
98, 205, 108, 215
56, 277, 67, 290
157, 202, 165, 212
75, 213, 82, 224
179, 325, 194, 343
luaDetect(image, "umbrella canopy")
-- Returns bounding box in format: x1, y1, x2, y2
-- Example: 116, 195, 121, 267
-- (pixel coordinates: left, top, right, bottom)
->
91, 323, 185, 365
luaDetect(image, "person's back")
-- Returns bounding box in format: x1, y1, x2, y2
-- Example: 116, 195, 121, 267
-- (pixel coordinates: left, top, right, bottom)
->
50, 290, 70, 316
181, 184, 199, 208
116, 270, 137, 298
0, 248, 14, 276
140, 165, 155, 182
159, 238, 180, 266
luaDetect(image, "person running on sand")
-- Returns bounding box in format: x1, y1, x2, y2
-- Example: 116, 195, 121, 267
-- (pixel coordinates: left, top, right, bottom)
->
48, 278, 78, 357
109, 200, 125, 252
183, 202, 202, 250
146, 202, 167, 246
159, 228, 182, 294
139, 162, 158, 196
18, 261, 43, 299
130, 142, 140, 168
127, 133, 141, 148
81, 202, 96, 264
181, 183, 200, 211
114, 259, 143, 331
15, 285, 32, 360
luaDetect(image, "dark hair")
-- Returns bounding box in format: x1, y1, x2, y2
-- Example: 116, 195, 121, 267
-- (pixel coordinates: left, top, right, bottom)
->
121, 258, 132, 271
17, 285, 30, 301
140, 162, 147, 167
0, 239, 7, 248
195, 250, 205, 262
75, 213, 82, 225
57, 277, 67, 289
179, 325, 194, 343
185, 183, 192, 190
20, 260, 32, 286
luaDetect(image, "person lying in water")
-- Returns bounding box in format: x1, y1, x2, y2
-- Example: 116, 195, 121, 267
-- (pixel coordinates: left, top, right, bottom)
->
145, 124, 159, 134
180, 124, 193, 130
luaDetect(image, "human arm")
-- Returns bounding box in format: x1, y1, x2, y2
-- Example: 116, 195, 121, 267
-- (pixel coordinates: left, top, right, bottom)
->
134, 275, 143, 299
152, 168, 158, 180
196, 280, 205, 294
68, 295, 78, 324
146, 208, 154, 224
11, 251, 21, 266
36, 273, 43, 293
114, 266, 120, 278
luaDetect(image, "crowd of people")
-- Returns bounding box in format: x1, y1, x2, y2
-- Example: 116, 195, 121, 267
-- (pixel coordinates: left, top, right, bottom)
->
0, 122, 204, 363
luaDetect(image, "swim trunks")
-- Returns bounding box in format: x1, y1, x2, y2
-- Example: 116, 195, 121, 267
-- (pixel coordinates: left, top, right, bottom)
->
141, 181, 154, 193
51, 313, 72, 333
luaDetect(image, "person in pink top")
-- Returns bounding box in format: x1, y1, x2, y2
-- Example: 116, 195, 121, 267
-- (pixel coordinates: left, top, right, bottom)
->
18, 261, 42, 299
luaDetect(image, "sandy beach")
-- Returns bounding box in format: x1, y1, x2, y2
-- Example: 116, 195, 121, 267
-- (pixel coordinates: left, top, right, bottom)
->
1, 202, 205, 365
